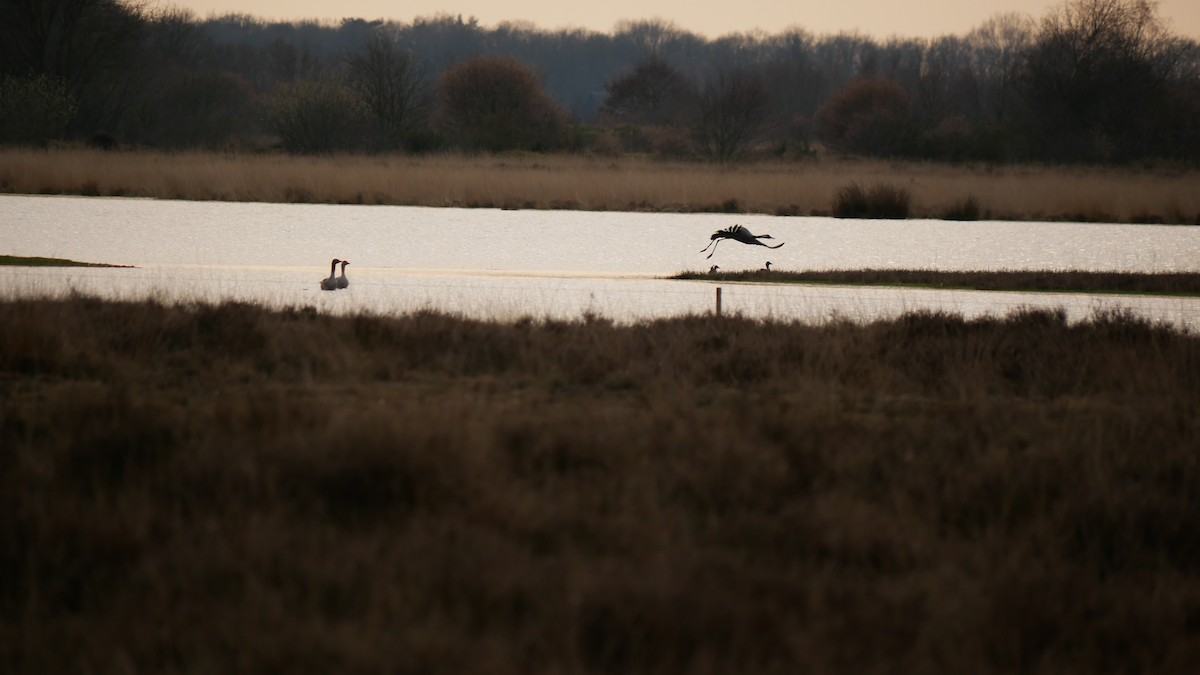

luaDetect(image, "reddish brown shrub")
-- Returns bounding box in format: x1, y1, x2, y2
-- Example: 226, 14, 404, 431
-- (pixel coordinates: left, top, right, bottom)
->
815, 78, 912, 155
435, 56, 568, 152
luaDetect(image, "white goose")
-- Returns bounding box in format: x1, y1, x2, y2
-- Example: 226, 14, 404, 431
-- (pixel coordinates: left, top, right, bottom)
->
337, 260, 350, 289
320, 258, 341, 291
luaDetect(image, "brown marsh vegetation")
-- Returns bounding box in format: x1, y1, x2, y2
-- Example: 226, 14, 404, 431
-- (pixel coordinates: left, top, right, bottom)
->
3, 294, 1199, 674
677, 268, 1200, 296
3, 148, 1200, 224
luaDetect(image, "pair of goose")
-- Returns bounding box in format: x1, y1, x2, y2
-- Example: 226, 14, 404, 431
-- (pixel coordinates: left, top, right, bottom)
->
320, 258, 350, 290
708, 261, 772, 274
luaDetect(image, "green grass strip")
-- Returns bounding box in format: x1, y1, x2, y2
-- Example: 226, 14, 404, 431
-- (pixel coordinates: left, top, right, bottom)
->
0, 254, 130, 268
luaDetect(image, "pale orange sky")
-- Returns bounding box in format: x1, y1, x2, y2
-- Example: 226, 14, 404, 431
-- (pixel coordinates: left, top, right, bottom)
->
166, 0, 1200, 38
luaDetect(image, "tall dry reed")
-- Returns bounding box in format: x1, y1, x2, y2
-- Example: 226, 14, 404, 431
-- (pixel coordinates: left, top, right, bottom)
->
2, 295, 1198, 674
2, 148, 1199, 223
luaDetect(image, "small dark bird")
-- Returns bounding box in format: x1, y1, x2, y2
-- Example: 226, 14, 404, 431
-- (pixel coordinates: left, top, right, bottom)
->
764, 261, 772, 271
709, 265, 720, 274
701, 224, 784, 259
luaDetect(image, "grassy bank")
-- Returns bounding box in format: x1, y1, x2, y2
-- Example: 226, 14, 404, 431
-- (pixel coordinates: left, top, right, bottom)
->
3, 148, 1199, 223
675, 268, 1200, 296
0, 255, 128, 268
3, 295, 1199, 673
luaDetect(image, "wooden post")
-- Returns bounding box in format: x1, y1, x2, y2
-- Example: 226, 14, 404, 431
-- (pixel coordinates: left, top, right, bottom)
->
715, 287, 722, 317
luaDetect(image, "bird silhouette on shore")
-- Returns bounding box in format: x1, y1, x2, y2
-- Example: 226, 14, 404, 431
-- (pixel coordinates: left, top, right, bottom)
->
709, 265, 720, 274
764, 261, 772, 271
320, 258, 341, 291
701, 224, 784, 259
337, 260, 350, 289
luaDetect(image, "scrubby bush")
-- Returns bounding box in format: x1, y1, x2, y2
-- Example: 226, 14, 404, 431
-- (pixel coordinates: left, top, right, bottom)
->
832, 182, 911, 218
816, 78, 914, 157
265, 77, 368, 153
942, 195, 983, 221
645, 125, 695, 159
85, 132, 117, 151
588, 129, 624, 157
599, 56, 695, 127
435, 56, 568, 152
921, 116, 976, 161
694, 67, 770, 162
0, 75, 77, 146
143, 73, 259, 150
1019, 0, 1185, 162
347, 33, 431, 152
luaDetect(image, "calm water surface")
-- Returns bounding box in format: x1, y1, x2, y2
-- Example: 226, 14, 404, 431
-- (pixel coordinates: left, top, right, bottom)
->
3, 195, 1199, 326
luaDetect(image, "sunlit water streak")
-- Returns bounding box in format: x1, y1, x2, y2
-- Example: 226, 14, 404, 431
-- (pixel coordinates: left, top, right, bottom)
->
3, 194, 1200, 326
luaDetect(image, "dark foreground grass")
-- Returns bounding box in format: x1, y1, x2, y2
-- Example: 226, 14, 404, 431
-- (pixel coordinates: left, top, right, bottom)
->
2, 296, 1199, 674
674, 267, 1200, 296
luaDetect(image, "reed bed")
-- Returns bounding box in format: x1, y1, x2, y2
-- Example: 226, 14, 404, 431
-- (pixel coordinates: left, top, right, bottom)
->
3, 148, 1199, 223
2, 295, 1199, 674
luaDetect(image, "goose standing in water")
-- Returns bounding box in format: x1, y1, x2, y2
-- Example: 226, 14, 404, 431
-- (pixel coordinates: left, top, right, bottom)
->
320, 258, 341, 291
337, 260, 350, 289
701, 224, 785, 259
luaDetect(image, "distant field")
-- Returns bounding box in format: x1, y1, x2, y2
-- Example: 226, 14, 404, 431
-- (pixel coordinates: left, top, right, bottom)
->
3, 295, 1199, 673
2, 148, 1198, 224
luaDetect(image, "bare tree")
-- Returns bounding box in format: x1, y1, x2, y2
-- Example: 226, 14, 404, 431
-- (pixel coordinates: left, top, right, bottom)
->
266, 76, 367, 153
613, 18, 688, 58
1021, 0, 1182, 160
436, 56, 568, 152
347, 31, 429, 151
0, 0, 148, 137
0, 74, 77, 145
964, 12, 1037, 122
815, 78, 912, 156
599, 56, 695, 126
147, 4, 207, 69
693, 67, 770, 162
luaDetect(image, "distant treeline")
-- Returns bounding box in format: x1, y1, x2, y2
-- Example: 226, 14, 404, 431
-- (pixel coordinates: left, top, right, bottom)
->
1, 0, 1198, 163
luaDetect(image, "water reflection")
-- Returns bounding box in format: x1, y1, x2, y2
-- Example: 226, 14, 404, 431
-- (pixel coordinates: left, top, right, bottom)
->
3, 195, 1199, 327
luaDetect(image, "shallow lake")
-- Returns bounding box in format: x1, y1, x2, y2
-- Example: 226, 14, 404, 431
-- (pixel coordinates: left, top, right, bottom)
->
3, 194, 1200, 326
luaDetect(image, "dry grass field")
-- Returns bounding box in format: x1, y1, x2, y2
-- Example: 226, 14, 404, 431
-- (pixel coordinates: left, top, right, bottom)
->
3, 148, 1199, 223
3, 295, 1199, 673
